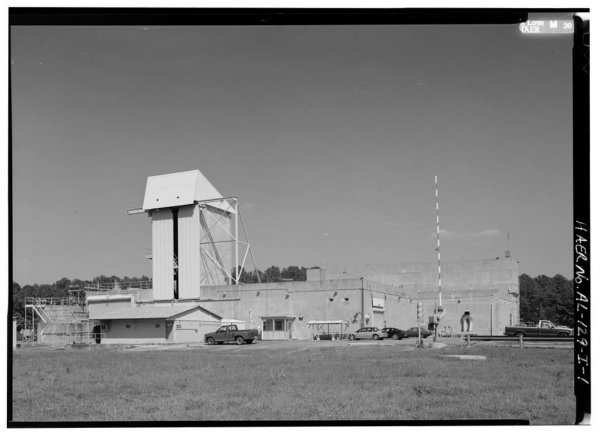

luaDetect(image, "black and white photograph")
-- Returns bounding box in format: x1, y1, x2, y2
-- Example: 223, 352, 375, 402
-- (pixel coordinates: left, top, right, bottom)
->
8, 7, 590, 426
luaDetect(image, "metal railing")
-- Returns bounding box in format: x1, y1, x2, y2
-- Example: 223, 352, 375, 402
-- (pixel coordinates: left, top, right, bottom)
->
24, 297, 70, 307
25, 297, 89, 325
82, 280, 153, 291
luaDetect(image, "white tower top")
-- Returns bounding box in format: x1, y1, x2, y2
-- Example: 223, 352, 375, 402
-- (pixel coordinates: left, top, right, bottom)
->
142, 170, 234, 213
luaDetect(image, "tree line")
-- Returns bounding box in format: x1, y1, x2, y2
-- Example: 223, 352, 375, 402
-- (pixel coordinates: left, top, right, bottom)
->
11, 271, 574, 328
10, 266, 312, 323
519, 274, 573, 327
11, 275, 150, 327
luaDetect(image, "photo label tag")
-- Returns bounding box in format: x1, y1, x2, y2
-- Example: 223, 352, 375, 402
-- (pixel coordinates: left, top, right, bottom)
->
519, 20, 574, 34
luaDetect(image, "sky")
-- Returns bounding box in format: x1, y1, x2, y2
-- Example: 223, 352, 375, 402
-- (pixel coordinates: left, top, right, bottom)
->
10, 21, 574, 285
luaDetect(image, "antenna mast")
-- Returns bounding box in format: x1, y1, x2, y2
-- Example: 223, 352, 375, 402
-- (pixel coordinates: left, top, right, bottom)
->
435, 175, 442, 308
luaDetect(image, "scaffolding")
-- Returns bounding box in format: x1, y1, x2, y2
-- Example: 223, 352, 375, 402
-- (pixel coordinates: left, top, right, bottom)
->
23, 296, 89, 344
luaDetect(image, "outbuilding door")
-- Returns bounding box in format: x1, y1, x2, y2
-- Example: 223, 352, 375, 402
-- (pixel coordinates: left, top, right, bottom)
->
262, 317, 294, 340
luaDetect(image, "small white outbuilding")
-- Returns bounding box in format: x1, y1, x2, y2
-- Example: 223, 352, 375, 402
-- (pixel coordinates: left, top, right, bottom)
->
89, 304, 222, 344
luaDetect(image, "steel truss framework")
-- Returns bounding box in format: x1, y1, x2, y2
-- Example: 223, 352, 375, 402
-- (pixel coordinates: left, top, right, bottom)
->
197, 197, 260, 286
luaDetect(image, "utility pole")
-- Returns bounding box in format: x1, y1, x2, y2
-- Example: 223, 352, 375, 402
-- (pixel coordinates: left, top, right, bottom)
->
417, 302, 423, 347
433, 176, 444, 342
360, 277, 365, 328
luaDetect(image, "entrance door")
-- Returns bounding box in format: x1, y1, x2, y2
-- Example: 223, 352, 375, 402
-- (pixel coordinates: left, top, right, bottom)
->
92, 325, 102, 344
166, 321, 174, 342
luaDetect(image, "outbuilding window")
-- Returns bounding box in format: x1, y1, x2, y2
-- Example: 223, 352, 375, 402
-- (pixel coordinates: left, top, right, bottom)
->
274, 319, 284, 331
263, 320, 273, 331
125, 324, 131, 329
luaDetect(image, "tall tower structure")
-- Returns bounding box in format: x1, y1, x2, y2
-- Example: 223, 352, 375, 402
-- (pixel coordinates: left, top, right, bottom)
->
132, 170, 244, 300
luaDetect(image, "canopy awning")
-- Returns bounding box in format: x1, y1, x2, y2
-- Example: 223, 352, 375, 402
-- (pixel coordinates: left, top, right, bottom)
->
307, 320, 348, 325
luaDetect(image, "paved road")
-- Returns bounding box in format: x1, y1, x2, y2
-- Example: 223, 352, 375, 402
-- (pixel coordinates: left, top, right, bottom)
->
15, 336, 571, 353
122, 337, 434, 353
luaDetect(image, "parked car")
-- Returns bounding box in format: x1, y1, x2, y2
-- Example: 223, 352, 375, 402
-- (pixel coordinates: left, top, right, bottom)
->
504, 320, 573, 337
403, 327, 432, 338
348, 327, 384, 341
381, 327, 405, 340
204, 324, 260, 345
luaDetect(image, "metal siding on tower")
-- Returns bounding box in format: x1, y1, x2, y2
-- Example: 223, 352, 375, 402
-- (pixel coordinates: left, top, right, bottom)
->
178, 204, 201, 299
142, 170, 234, 213
143, 171, 198, 210
151, 208, 174, 300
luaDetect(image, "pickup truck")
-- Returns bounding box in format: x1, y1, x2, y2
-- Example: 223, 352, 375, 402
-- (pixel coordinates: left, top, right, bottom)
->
504, 320, 573, 337
204, 324, 260, 345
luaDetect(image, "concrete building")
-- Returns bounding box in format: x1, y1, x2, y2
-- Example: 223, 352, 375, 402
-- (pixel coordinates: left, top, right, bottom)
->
82, 170, 520, 344
88, 257, 518, 343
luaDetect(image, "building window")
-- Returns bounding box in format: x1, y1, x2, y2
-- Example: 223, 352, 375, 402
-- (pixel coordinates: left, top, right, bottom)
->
344, 297, 349, 302
328, 297, 334, 302
155, 323, 160, 328
125, 324, 131, 329
274, 319, 284, 331
263, 320, 273, 331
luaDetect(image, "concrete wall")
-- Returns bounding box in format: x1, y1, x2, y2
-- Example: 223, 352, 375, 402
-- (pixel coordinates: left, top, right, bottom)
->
174, 280, 397, 340
93, 257, 519, 343
92, 281, 516, 344
87, 299, 132, 319
38, 322, 87, 346
303, 257, 519, 335
191, 269, 517, 337
42, 304, 87, 323
317, 257, 519, 294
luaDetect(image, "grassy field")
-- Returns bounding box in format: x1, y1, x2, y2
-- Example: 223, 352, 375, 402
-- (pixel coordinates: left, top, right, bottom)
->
11, 341, 575, 423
